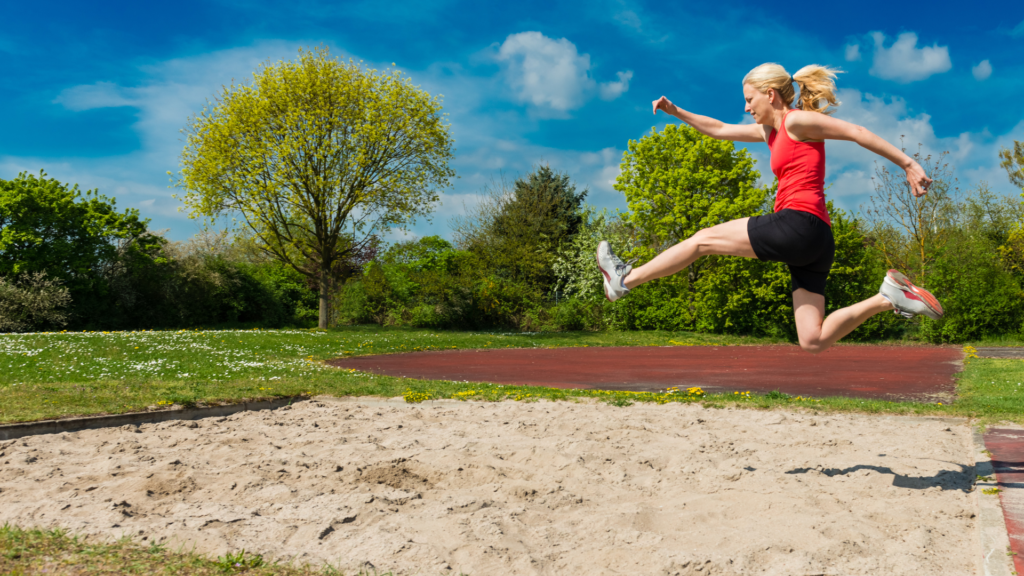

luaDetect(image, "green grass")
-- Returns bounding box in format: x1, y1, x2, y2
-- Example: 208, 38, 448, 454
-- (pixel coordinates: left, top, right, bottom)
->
0, 326, 1021, 426
0, 524, 388, 575
0, 326, 779, 423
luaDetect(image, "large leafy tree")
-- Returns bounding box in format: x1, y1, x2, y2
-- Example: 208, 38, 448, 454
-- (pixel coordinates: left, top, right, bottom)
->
176, 47, 456, 328
615, 124, 769, 290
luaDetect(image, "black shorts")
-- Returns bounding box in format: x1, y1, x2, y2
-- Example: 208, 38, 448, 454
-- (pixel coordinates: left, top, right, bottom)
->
747, 209, 835, 295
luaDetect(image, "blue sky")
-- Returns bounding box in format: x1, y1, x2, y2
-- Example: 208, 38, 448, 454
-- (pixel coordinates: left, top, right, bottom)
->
2, 0, 1023, 241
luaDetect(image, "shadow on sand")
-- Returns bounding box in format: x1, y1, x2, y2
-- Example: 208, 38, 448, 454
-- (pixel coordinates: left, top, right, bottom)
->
785, 462, 974, 492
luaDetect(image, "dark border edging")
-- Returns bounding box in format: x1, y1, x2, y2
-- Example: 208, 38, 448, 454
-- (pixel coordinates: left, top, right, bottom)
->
0, 397, 307, 441
973, 427, 1014, 576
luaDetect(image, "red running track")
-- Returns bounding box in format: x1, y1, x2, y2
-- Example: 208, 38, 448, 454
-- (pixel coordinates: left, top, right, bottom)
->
327, 345, 962, 402
983, 428, 1024, 574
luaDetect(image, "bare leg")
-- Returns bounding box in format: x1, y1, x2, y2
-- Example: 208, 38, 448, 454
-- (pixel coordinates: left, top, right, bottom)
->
624, 218, 757, 289
793, 289, 894, 354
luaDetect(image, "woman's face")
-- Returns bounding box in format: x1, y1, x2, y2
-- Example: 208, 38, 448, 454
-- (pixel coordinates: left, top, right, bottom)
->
743, 83, 774, 125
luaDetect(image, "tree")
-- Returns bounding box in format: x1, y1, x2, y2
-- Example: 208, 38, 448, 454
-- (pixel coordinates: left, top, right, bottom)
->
452, 165, 588, 292
0, 171, 160, 322
1000, 140, 1024, 192
862, 146, 958, 285
176, 46, 456, 328
916, 185, 1024, 343
614, 124, 771, 313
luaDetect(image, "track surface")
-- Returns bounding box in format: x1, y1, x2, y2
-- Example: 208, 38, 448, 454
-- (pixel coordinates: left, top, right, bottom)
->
328, 345, 962, 402
983, 428, 1024, 574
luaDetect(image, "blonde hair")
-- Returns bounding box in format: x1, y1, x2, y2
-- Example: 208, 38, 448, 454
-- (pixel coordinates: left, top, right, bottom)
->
743, 63, 841, 115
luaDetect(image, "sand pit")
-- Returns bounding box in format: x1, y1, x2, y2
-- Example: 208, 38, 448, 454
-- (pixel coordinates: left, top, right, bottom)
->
0, 399, 980, 575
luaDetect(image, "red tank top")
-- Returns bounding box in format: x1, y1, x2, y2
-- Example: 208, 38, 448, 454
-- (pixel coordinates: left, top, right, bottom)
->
768, 110, 831, 226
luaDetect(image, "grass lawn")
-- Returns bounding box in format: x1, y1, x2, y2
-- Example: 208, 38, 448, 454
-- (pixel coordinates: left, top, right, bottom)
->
2, 327, 1022, 574
0, 326, 784, 423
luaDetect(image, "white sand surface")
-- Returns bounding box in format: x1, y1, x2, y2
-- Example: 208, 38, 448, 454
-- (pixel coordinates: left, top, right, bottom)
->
0, 398, 980, 575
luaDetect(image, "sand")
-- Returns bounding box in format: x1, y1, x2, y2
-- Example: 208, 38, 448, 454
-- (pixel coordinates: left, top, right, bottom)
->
0, 398, 980, 575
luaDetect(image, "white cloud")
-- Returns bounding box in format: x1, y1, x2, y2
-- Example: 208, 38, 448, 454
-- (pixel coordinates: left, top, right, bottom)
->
494, 31, 630, 113
844, 43, 861, 62
972, 59, 993, 81
53, 82, 135, 111
1012, 19, 1024, 38
821, 88, 1021, 210
600, 70, 633, 101
614, 9, 642, 31
868, 31, 952, 83
383, 228, 421, 243
496, 32, 592, 111
608, 0, 670, 44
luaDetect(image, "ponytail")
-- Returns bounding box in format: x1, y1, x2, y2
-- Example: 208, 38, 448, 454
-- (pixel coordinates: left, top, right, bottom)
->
743, 63, 842, 115
792, 64, 841, 115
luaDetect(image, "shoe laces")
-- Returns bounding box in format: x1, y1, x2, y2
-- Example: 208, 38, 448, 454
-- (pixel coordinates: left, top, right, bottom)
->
608, 250, 636, 274
616, 258, 637, 275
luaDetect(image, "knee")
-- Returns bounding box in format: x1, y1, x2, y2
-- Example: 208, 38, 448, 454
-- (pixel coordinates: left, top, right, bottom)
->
688, 229, 715, 255
799, 339, 829, 354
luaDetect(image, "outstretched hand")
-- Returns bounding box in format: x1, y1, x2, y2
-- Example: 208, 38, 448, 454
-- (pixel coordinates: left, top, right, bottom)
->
652, 96, 675, 116
906, 162, 933, 197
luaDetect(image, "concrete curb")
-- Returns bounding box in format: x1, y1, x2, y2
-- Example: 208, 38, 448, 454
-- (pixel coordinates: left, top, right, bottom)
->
974, 427, 1015, 576
0, 397, 306, 441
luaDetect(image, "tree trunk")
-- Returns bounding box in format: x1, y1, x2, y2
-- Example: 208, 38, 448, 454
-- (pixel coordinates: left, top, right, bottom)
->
318, 269, 329, 329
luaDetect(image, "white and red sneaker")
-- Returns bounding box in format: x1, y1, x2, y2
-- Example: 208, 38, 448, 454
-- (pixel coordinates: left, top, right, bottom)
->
596, 241, 633, 302
878, 269, 944, 320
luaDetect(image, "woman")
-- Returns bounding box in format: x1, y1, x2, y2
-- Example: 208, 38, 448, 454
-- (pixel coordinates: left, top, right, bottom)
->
596, 63, 943, 353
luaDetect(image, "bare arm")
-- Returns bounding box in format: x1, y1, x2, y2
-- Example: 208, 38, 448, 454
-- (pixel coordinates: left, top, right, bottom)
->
653, 96, 765, 143
786, 111, 932, 197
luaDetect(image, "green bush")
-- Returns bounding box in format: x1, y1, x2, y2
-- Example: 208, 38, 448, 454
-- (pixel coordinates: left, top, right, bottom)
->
103, 251, 316, 330
472, 276, 542, 329
691, 255, 793, 337
0, 272, 72, 332
548, 297, 606, 331
337, 236, 491, 328
553, 207, 634, 303
610, 276, 693, 331
918, 228, 1024, 343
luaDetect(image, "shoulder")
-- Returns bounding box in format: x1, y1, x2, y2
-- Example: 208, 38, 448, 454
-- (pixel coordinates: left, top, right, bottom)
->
783, 110, 826, 143
783, 109, 822, 129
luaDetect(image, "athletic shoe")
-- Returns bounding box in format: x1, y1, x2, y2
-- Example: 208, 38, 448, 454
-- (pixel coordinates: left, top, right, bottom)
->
596, 241, 634, 302
878, 269, 944, 320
